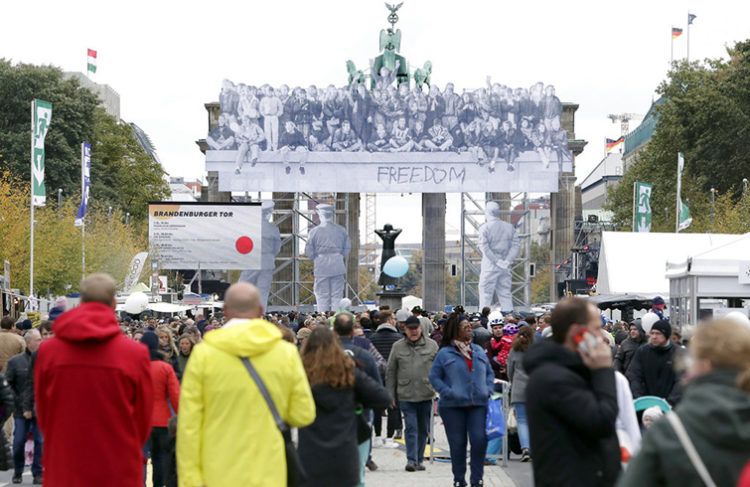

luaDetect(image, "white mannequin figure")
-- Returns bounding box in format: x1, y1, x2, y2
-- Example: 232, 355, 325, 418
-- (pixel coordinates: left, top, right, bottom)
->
238, 201, 281, 309
305, 204, 351, 312
478, 201, 520, 312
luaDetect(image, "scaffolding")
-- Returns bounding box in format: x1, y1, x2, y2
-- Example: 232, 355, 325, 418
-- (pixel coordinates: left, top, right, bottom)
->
460, 193, 532, 311
268, 192, 361, 311
361, 193, 379, 274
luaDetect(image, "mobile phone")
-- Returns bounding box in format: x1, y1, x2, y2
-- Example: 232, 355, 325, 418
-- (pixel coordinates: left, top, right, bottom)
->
575, 330, 599, 354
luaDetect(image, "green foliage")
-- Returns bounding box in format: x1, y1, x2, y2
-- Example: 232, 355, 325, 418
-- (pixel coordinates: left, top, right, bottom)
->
0, 59, 98, 194
0, 59, 169, 222
0, 172, 146, 296
530, 242, 551, 303
606, 40, 750, 232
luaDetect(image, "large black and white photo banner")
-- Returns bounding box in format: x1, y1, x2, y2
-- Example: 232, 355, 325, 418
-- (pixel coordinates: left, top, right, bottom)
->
205, 80, 572, 193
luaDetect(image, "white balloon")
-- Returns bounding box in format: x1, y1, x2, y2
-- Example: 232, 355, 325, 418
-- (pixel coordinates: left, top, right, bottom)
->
641, 312, 660, 334
724, 311, 750, 329
124, 292, 149, 315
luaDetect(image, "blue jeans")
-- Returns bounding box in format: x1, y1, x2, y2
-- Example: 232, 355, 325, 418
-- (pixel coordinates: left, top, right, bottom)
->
400, 400, 432, 465
13, 417, 42, 477
439, 405, 487, 485
514, 403, 530, 451
356, 439, 370, 487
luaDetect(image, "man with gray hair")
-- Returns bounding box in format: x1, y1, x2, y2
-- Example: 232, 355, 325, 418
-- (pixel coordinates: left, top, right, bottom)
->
34, 273, 153, 487
6, 329, 42, 484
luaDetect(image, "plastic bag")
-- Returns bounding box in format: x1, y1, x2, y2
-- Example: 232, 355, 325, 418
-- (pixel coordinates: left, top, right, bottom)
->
486, 397, 505, 441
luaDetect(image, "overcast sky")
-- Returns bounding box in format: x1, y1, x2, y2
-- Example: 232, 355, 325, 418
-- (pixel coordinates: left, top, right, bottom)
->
4, 0, 749, 243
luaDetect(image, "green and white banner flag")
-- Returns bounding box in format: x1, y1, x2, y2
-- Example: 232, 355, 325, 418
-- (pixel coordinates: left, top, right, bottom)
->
31, 99, 52, 207
633, 181, 653, 232
677, 152, 692, 231
678, 198, 692, 230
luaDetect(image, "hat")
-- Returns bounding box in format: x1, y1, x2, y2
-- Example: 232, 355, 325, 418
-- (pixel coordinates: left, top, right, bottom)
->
643, 406, 664, 421
651, 319, 672, 339
21, 319, 32, 331
48, 307, 64, 322
139, 331, 161, 360
395, 308, 411, 323
316, 204, 334, 214
411, 306, 424, 314
652, 296, 665, 306
404, 316, 421, 329
296, 327, 312, 341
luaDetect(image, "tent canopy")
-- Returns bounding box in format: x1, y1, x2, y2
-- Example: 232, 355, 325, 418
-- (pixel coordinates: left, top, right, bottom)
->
666, 232, 750, 278
597, 232, 737, 296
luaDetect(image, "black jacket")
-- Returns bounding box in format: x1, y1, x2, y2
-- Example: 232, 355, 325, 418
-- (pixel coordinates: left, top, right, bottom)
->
613, 335, 644, 374
626, 342, 683, 405
523, 340, 621, 487
22, 351, 36, 414
369, 325, 403, 362
298, 369, 391, 487
6, 351, 31, 418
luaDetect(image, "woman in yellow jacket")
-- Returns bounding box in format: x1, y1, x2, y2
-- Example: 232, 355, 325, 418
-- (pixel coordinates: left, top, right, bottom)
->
177, 315, 316, 487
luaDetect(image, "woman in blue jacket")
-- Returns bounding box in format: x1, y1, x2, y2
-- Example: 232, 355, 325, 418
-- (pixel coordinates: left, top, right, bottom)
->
429, 312, 495, 487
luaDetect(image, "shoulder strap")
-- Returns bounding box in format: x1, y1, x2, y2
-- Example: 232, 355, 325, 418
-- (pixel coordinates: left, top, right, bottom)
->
666, 412, 717, 487
240, 357, 288, 432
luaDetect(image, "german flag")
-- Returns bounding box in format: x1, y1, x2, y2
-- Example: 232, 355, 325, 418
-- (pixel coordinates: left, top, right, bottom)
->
606, 136, 624, 153
672, 27, 683, 39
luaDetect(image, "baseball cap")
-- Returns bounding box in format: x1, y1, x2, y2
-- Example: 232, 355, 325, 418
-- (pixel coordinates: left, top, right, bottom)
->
404, 316, 421, 328
396, 308, 411, 323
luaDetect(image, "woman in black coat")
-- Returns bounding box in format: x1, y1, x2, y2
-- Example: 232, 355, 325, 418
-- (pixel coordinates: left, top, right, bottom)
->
299, 326, 391, 487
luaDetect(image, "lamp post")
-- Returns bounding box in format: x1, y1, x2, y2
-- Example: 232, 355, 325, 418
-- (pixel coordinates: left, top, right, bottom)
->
710, 188, 716, 232
125, 212, 130, 225
57, 188, 63, 208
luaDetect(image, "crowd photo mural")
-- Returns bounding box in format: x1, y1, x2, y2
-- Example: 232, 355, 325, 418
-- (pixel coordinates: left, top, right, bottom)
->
205, 66, 573, 193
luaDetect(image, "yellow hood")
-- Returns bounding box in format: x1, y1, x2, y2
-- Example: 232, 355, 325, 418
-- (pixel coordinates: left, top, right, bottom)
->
203, 318, 281, 357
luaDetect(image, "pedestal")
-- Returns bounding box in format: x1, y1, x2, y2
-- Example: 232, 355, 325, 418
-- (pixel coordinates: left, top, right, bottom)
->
377, 289, 406, 311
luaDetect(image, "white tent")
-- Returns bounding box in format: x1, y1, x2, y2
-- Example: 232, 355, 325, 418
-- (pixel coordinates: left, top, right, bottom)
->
597, 232, 737, 296
666, 233, 750, 327
401, 295, 423, 311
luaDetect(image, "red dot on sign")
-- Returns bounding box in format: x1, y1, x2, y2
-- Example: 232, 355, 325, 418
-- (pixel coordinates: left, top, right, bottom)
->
235, 236, 254, 254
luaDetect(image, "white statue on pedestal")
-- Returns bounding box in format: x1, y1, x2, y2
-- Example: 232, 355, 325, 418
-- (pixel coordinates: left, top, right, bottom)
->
478, 201, 520, 312
239, 201, 281, 310
306, 204, 351, 313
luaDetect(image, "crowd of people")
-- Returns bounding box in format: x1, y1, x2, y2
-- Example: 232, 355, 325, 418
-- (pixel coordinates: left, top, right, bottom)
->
207, 79, 572, 174
1, 276, 750, 487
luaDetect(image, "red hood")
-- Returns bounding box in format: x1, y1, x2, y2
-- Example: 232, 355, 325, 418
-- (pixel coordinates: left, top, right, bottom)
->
53, 302, 122, 342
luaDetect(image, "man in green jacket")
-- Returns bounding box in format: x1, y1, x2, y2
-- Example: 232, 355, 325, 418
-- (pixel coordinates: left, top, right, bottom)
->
386, 316, 439, 472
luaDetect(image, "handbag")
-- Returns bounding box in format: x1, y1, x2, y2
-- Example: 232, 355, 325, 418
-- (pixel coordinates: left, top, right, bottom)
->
506, 406, 518, 432
355, 406, 371, 444
485, 397, 505, 441
241, 357, 307, 487
666, 412, 717, 487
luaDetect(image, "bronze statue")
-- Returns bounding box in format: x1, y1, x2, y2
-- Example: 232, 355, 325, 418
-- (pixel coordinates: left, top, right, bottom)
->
375, 223, 402, 289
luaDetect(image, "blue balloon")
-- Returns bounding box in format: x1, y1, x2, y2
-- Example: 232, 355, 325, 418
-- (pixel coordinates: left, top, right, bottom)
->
383, 256, 409, 278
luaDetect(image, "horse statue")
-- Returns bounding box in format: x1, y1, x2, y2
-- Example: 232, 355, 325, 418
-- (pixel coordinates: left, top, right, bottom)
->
413, 61, 432, 91
346, 60, 367, 87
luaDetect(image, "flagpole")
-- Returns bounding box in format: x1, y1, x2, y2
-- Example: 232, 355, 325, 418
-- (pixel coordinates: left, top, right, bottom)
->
29, 101, 35, 298
670, 32, 674, 65
80, 142, 86, 278
687, 11, 691, 64
676, 152, 682, 233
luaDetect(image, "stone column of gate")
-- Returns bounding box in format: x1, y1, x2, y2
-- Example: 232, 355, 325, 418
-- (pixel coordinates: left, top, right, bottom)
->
422, 193, 446, 312
549, 103, 587, 300
335, 193, 360, 300
272, 192, 295, 307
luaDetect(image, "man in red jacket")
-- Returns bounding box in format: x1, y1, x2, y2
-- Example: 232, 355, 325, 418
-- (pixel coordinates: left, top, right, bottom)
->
35, 273, 153, 486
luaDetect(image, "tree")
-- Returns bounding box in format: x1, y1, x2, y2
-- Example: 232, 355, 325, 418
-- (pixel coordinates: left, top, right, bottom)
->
0, 172, 147, 297
0, 60, 98, 195
606, 40, 750, 232
0, 60, 169, 222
